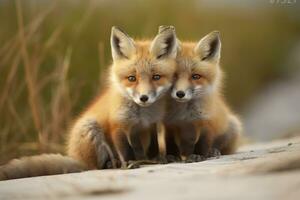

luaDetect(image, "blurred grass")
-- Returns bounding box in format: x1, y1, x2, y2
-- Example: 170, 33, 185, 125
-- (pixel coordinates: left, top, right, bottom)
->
0, 0, 299, 164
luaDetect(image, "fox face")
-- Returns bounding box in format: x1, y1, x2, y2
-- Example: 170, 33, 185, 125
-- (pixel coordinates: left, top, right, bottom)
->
171, 31, 222, 102
110, 27, 177, 107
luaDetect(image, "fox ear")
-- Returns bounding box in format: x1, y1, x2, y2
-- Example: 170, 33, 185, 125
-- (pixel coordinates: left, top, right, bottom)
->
158, 25, 171, 34
159, 25, 182, 52
110, 26, 136, 61
150, 26, 177, 59
194, 31, 221, 63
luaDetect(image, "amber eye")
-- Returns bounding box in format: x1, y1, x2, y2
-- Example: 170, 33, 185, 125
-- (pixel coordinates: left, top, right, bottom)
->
128, 75, 136, 82
152, 74, 161, 81
192, 74, 202, 80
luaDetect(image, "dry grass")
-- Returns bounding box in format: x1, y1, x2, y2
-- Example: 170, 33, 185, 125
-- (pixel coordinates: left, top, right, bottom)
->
0, 1, 88, 164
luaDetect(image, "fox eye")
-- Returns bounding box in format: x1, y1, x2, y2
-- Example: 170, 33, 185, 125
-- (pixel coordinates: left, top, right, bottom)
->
128, 75, 136, 82
152, 74, 161, 81
192, 74, 202, 80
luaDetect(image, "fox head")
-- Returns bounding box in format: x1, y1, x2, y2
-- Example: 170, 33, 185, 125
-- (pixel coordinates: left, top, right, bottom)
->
110, 26, 177, 107
170, 31, 222, 102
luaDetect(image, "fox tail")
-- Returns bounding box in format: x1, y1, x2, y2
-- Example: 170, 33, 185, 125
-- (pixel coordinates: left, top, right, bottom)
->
0, 154, 86, 181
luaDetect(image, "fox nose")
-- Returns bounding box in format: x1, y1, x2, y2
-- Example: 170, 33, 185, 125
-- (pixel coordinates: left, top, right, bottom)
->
140, 95, 149, 102
176, 91, 185, 98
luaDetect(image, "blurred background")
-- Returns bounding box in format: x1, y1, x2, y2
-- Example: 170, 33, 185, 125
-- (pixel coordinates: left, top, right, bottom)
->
0, 0, 299, 164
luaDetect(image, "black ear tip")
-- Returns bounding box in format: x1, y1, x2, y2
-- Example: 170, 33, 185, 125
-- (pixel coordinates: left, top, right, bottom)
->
158, 25, 176, 34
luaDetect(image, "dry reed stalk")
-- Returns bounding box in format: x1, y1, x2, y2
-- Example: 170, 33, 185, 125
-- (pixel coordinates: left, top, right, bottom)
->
72, 0, 95, 41
50, 47, 72, 143
0, 54, 20, 112
7, 100, 26, 134
32, 25, 63, 80
31, 25, 64, 95
15, 0, 44, 150
1, 0, 99, 162
0, 2, 57, 68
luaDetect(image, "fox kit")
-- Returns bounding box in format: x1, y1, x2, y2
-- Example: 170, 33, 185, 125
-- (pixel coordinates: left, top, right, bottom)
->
164, 30, 242, 161
67, 26, 177, 168
0, 26, 177, 180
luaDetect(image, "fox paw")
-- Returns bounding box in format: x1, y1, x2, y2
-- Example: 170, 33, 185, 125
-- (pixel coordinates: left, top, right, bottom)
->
208, 148, 221, 158
127, 160, 162, 168
185, 154, 204, 163
154, 155, 168, 164
166, 154, 181, 163
126, 160, 141, 169
105, 159, 122, 169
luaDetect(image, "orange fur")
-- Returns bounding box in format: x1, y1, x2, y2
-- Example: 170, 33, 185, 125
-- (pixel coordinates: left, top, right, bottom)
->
164, 32, 242, 159
67, 26, 177, 167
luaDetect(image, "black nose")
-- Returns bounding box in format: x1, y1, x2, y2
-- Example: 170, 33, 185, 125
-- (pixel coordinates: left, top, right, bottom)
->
176, 91, 185, 98
140, 95, 149, 102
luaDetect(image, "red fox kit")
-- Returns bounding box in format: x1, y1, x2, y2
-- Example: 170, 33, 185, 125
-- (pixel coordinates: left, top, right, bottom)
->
0, 26, 177, 180
164, 30, 242, 161
68, 26, 177, 168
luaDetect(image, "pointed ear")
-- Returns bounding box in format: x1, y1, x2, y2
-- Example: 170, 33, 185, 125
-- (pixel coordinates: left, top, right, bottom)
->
159, 25, 182, 53
110, 26, 136, 61
150, 26, 177, 59
158, 25, 171, 34
194, 31, 221, 63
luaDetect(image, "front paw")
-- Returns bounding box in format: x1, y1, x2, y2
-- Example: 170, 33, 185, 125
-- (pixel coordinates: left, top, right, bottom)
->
208, 148, 221, 158
105, 159, 122, 169
154, 155, 168, 164
166, 154, 181, 163
125, 160, 141, 169
125, 160, 163, 169
185, 154, 204, 163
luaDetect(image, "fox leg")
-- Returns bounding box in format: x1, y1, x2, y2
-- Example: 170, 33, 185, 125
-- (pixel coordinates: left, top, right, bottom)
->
147, 124, 160, 159
111, 126, 156, 169
128, 126, 148, 160
194, 126, 216, 158
165, 125, 180, 158
111, 128, 135, 168
128, 124, 170, 168
164, 124, 198, 162
176, 123, 199, 161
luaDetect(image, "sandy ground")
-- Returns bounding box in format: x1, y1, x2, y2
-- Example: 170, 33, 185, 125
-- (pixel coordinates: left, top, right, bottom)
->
0, 137, 300, 200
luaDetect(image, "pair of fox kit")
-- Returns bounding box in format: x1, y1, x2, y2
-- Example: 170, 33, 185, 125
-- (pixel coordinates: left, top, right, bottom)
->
0, 26, 241, 180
